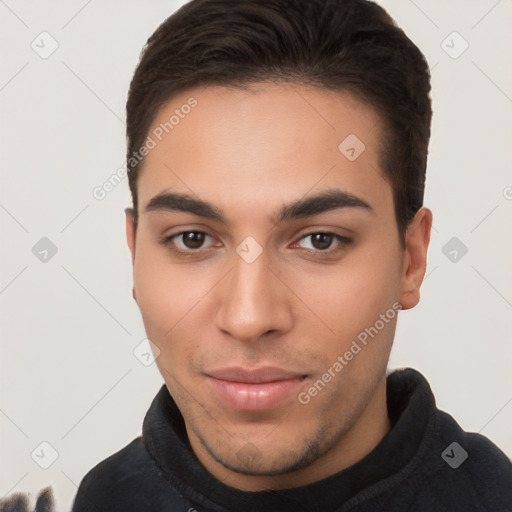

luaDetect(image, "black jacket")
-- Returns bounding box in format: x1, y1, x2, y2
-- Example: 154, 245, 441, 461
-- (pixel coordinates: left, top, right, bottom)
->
71, 368, 512, 511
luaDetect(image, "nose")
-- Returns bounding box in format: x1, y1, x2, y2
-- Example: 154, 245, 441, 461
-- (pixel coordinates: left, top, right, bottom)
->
214, 246, 293, 343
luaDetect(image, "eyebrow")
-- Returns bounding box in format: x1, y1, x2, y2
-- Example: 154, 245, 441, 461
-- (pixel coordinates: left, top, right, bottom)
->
144, 188, 374, 225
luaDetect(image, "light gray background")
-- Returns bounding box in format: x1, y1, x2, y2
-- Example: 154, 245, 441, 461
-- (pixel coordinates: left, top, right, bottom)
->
1, 0, 511, 510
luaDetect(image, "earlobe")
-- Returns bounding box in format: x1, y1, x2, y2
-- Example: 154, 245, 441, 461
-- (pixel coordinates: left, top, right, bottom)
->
398, 207, 433, 311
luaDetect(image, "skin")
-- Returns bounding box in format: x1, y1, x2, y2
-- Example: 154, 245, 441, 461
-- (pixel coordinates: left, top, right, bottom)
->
125, 82, 432, 491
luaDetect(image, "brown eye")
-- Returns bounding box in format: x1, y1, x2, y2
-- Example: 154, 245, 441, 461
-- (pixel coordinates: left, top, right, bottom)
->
296, 232, 352, 254
181, 231, 206, 249
159, 230, 218, 257
310, 233, 334, 250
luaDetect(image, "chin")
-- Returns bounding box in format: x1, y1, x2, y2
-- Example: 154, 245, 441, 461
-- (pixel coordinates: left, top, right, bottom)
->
201, 422, 337, 478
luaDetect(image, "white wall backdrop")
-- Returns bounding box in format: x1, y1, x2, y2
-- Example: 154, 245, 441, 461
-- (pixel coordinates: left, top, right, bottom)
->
1, 0, 511, 510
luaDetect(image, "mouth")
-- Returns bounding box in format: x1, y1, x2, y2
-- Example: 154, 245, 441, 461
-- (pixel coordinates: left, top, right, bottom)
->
205, 366, 308, 412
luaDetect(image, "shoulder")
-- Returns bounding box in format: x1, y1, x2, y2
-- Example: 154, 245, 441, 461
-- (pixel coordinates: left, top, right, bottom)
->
71, 437, 187, 512
387, 368, 512, 510
420, 409, 512, 511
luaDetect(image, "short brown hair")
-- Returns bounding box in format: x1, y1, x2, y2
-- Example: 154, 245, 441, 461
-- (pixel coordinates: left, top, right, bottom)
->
126, 0, 432, 247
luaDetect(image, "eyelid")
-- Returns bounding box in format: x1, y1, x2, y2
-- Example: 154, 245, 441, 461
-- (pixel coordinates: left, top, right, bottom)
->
292, 232, 352, 253
160, 228, 352, 257
160, 230, 218, 253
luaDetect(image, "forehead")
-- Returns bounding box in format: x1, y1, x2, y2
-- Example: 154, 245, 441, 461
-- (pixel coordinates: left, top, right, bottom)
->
137, 82, 392, 220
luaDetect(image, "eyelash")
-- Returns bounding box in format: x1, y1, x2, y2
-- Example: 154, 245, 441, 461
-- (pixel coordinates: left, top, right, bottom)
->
158, 231, 352, 258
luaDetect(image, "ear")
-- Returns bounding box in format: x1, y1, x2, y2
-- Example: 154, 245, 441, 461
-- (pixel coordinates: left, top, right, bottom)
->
398, 207, 433, 311
125, 208, 138, 301
125, 207, 136, 265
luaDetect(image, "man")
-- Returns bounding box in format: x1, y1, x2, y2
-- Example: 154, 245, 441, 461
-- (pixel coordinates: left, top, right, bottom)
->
68, 0, 512, 510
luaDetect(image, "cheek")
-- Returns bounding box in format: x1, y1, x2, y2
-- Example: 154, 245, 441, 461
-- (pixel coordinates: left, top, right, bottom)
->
132, 243, 213, 374
133, 240, 196, 324
292, 245, 401, 348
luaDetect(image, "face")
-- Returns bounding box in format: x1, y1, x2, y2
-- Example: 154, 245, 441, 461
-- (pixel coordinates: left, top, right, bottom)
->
126, 82, 431, 490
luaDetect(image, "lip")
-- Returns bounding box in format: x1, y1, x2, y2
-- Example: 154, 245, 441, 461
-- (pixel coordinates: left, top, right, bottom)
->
205, 366, 307, 411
